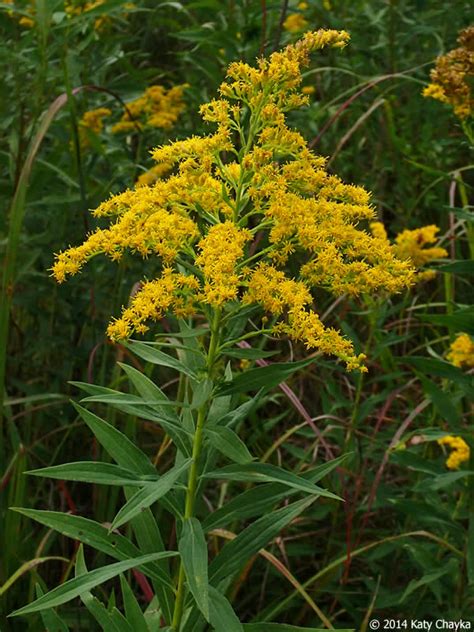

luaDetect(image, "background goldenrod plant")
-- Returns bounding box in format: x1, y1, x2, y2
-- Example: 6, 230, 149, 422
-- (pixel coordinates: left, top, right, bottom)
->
0, 1, 473, 630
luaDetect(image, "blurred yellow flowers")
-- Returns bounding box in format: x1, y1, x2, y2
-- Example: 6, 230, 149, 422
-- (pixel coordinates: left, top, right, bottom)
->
447, 333, 474, 369
438, 435, 470, 470
112, 84, 187, 134
423, 26, 473, 120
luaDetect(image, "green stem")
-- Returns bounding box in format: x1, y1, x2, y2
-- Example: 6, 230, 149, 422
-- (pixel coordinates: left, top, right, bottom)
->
171, 309, 221, 630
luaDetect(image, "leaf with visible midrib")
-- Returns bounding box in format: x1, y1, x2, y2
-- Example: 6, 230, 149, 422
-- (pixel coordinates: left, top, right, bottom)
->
209, 497, 316, 585
216, 357, 315, 395
11, 509, 175, 590
26, 461, 150, 486
179, 518, 210, 621
10, 552, 178, 617
110, 459, 192, 531
126, 340, 198, 379
203, 462, 341, 500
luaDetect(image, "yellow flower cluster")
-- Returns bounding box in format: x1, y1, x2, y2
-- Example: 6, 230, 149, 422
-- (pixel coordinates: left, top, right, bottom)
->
423, 26, 474, 119
107, 269, 199, 340
52, 183, 199, 282
78, 107, 111, 150
112, 85, 187, 134
195, 222, 252, 306
245, 263, 366, 370
369, 222, 447, 282
52, 30, 415, 370
447, 333, 474, 369
438, 435, 470, 470
3, 0, 34, 27
9, 1, 134, 32
65, 1, 135, 32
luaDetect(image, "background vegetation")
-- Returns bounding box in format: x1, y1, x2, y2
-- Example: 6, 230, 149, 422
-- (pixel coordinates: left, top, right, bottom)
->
0, 0, 472, 630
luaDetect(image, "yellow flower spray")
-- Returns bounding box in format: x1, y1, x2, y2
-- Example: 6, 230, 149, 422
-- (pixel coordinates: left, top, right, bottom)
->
52, 30, 415, 373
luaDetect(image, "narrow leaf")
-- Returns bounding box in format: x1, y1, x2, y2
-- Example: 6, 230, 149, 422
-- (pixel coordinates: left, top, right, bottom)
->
110, 459, 192, 532
36, 585, 69, 632
71, 403, 176, 623
10, 552, 177, 617
208, 585, 242, 632
203, 463, 341, 500
12, 509, 175, 589
206, 426, 253, 464
126, 341, 197, 379
203, 455, 347, 532
118, 362, 178, 419
209, 497, 316, 584
179, 518, 210, 620
119, 575, 149, 632
27, 462, 150, 486
73, 403, 156, 475
217, 358, 315, 396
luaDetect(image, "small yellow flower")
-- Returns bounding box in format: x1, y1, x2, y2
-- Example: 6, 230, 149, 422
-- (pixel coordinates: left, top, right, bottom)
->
283, 14, 309, 34
438, 435, 470, 470
394, 225, 448, 267
369, 221, 388, 241
301, 85, 315, 95
447, 333, 474, 369
78, 107, 111, 150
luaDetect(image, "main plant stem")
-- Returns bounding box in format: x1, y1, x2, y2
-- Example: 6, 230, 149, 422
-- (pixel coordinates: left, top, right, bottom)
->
172, 309, 221, 630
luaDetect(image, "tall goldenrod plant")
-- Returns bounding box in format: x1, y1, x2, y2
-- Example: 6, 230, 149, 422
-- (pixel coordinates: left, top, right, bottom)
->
11, 30, 414, 630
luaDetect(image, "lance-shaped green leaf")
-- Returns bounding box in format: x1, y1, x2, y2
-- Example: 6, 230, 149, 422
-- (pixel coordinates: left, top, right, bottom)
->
74, 546, 116, 631
73, 403, 156, 475
209, 497, 316, 584
216, 358, 315, 396
110, 459, 192, 532
10, 551, 177, 617
11, 509, 175, 589
403, 357, 474, 397
26, 462, 153, 487
205, 426, 253, 464
81, 393, 183, 409
118, 362, 179, 419
126, 340, 198, 379
211, 391, 265, 428
208, 585, 243, 632
72, 403, 176, 622
36, 585, 70, 632
203, 463, 341, 500
416, 307, 474, 335
70, 381, 121, 398
203, 454, 347, 531
179, 518, 210, 620
119, 575, 149, 632
77, 395, 191, 456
